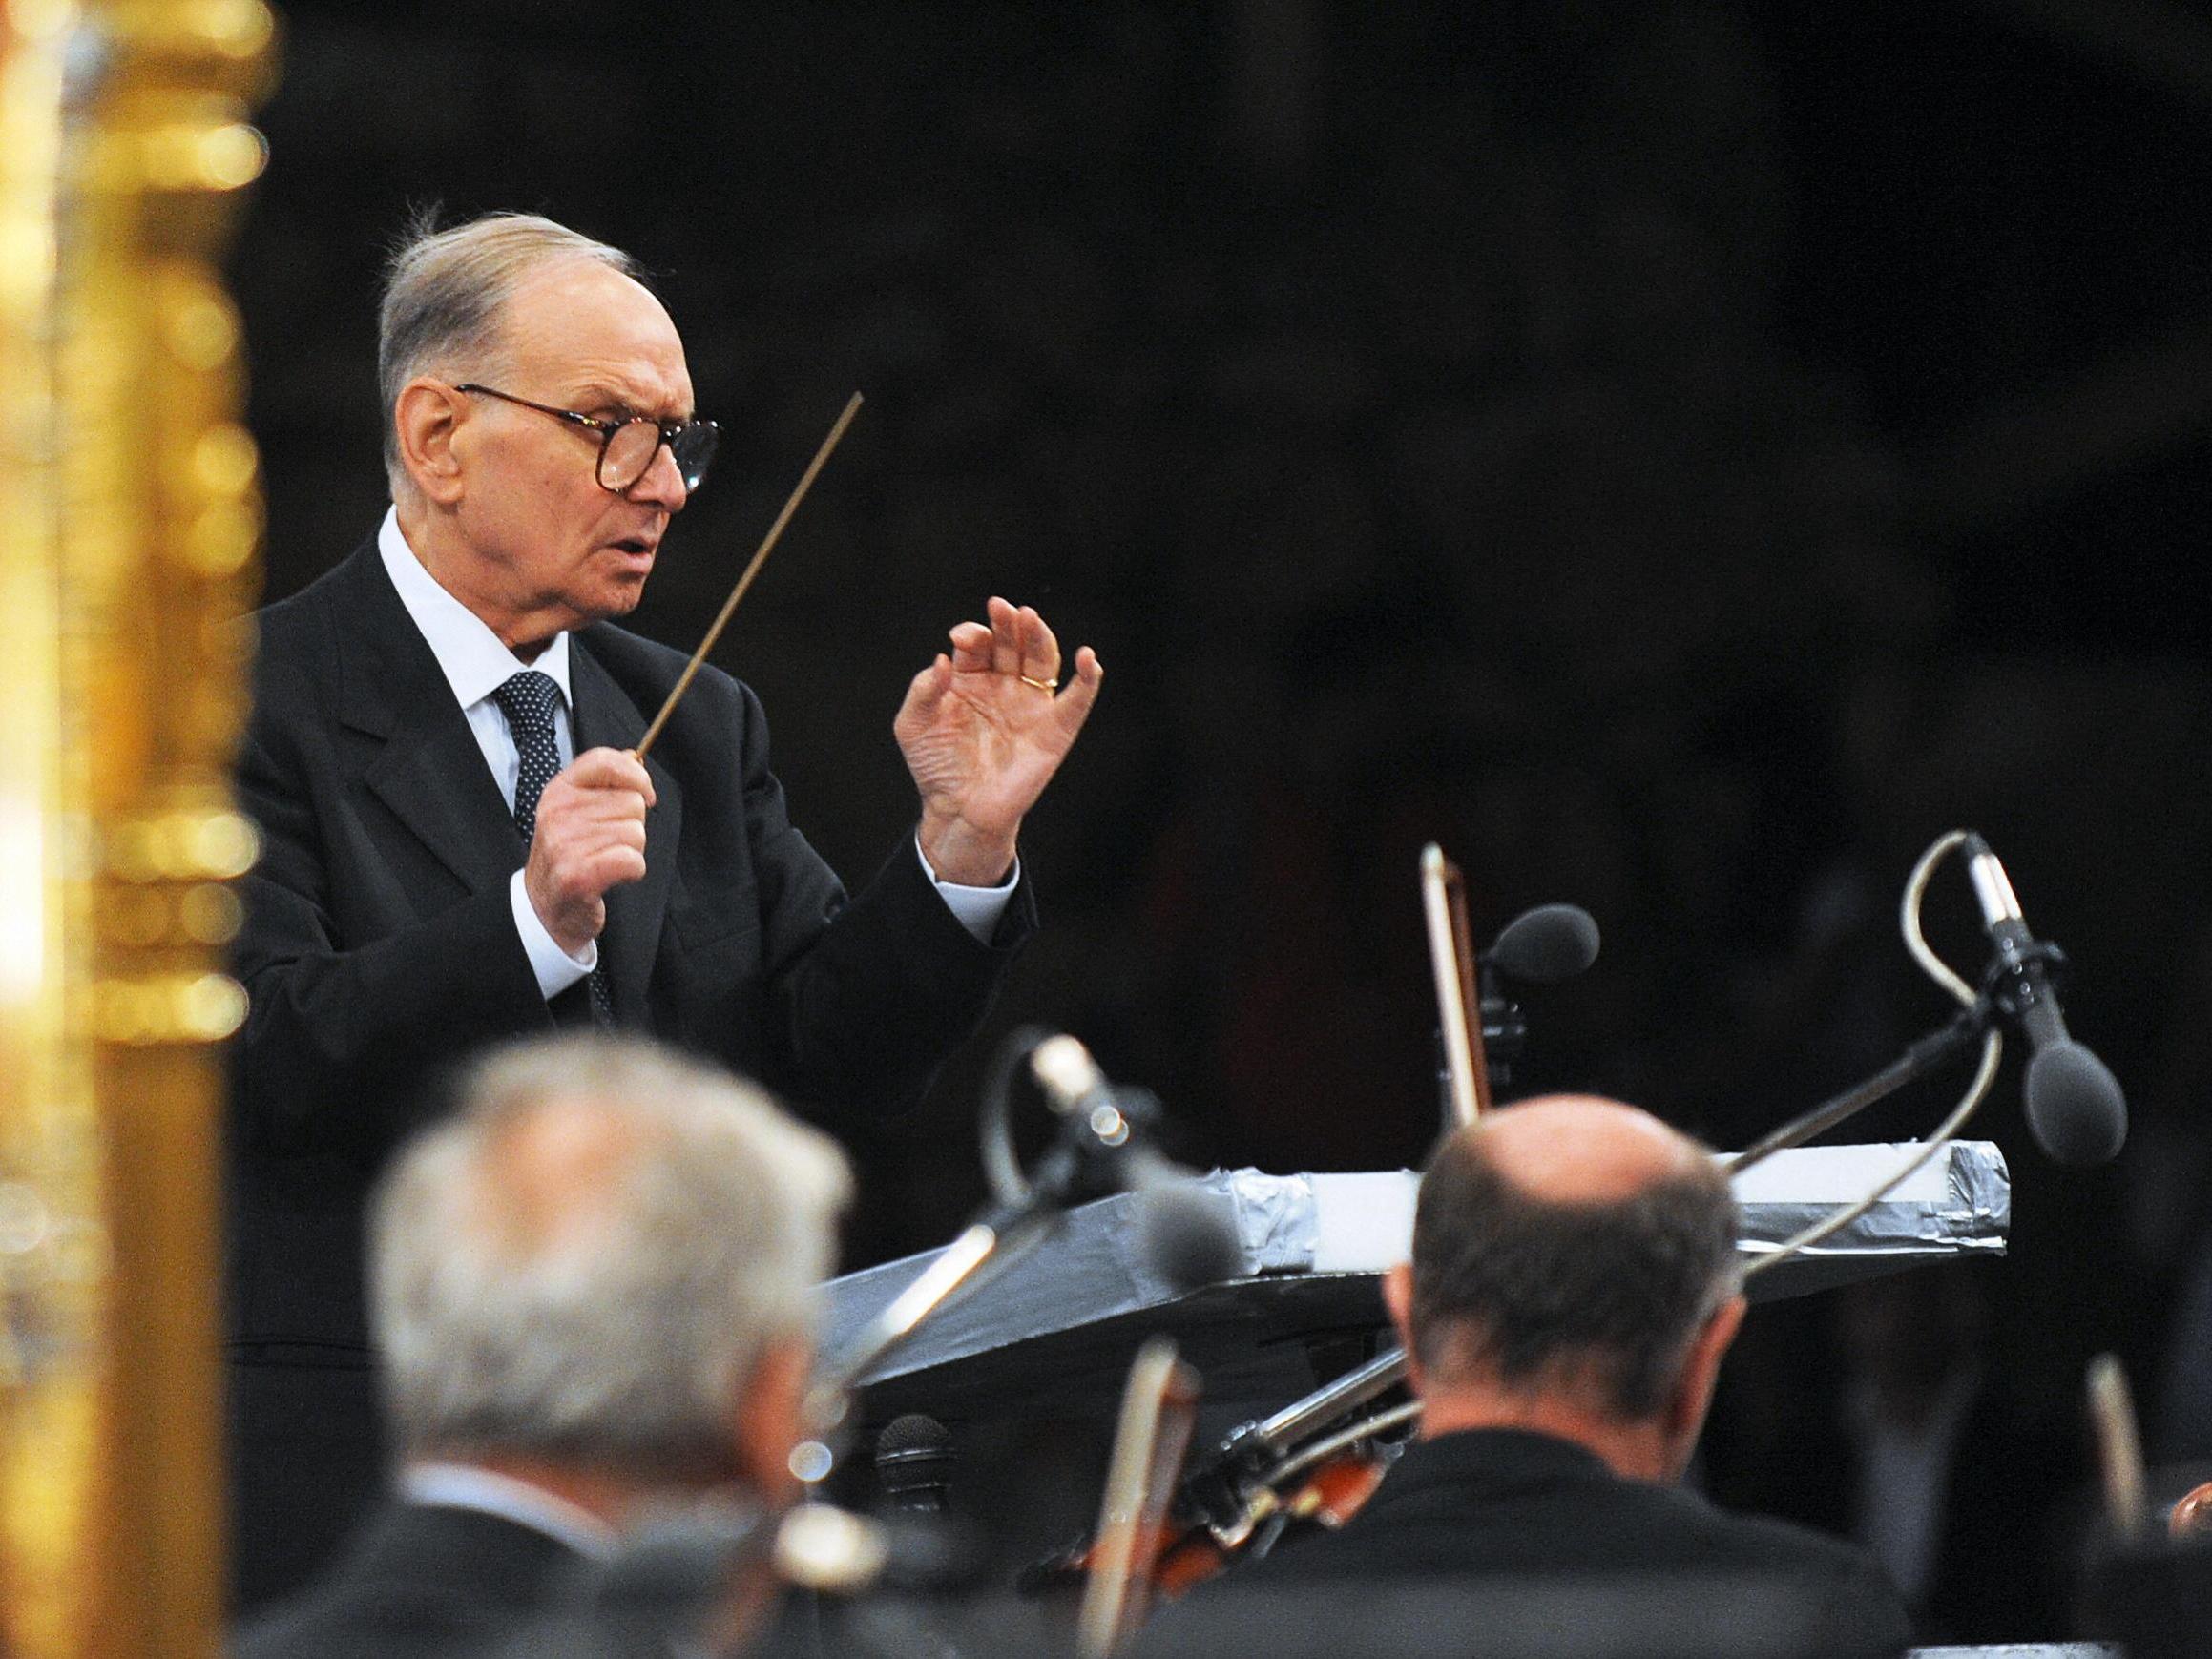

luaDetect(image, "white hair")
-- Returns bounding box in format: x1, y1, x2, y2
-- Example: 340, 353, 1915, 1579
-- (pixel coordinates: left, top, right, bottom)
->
377, 209, 643, 492
369, 1035, 851, 1478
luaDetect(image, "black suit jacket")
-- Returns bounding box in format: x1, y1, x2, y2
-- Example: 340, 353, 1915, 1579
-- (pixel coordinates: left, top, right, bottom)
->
233, 1501, 580, 1659
1148, 1430, 1913, 1658
1711, 1373, 2083, 1644
228, 536, 1033, 1358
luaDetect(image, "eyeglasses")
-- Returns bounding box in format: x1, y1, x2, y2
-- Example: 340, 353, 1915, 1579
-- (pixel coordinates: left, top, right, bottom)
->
455, 384, 720, 494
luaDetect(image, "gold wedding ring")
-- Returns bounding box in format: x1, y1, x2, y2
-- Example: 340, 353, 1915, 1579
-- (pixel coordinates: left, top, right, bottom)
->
1020, 674, 1058, 693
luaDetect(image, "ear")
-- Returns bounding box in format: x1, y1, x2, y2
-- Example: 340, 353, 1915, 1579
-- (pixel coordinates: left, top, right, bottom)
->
1661, 1294, 1746, 1472
393, 379, 470, 506
730, 1335, 814, 1506
1383, 1261, 1427, 1395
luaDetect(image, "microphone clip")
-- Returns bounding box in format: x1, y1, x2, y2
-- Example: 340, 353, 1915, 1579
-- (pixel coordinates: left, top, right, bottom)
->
1477, 970, 1530, 1080
1978, 935, 2070, 1027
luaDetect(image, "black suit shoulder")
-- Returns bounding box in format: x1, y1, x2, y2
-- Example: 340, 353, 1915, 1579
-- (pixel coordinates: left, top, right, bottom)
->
570, 614, 699, 686
238, 549, 357, 767
246, 534, 388, 695
1185, 1431, 1912, 1656
568, 620, 775, 793
246, 541, 729, 722
249, 545, 762, 737
234, 1503, 579, 1659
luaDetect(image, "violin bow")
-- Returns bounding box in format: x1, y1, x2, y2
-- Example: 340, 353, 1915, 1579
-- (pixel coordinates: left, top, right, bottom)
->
1078, 1337, 1201, 1657
2088, 1353, 2149, 1546
1420, 842, 1492, 1125
1053, 852, 1492, 1621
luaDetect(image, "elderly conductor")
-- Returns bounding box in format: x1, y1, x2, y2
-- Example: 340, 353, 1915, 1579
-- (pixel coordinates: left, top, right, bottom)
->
227, 211, 1101, 1607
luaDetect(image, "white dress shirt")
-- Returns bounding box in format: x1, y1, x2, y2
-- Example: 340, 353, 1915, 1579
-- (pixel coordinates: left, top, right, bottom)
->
376, 508, 1012, 1006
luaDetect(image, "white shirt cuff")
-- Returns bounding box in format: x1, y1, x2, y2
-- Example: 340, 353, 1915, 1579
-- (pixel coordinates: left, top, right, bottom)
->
510, 868, 596, 999
915, 835, 1017, 944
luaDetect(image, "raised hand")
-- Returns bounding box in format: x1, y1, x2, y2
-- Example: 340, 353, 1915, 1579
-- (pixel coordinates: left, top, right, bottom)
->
523, 746, 657, 954
895, 596, 1102, 886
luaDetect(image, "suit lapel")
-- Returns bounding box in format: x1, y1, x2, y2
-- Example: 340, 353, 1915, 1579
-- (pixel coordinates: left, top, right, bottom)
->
333, 543, 525, 898
568, 639, 681, 1025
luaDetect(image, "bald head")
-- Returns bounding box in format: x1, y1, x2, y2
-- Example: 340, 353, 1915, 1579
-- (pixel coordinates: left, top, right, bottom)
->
1472, 1094, 1711, 1207
1408, 1095, 1740, 1422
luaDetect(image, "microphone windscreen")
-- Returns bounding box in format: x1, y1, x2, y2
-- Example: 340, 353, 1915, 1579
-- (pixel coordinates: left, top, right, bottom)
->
875, 1412, 950, 1464
2025, 1040, 2128, 1167
1487, 902, 1601, 985
874, 1413, 951, 1508
1137, 1184, 1245, 1292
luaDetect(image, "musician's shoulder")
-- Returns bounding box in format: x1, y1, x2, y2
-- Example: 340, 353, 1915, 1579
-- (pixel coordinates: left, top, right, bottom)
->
239, 541, 379, 714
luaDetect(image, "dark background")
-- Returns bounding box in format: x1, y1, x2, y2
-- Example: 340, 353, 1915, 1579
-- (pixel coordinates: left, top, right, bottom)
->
231, 0, 2212, 1632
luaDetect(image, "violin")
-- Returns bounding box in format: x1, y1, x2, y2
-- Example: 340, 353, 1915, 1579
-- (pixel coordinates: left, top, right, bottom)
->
1031, 1390, 1414, 1605
1039, 843, 1489, 1614
2171, 1479, 2212, 1541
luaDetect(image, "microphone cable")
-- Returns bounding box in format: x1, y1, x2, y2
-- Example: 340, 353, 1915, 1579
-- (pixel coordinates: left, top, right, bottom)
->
1737, 830, 2003, 1279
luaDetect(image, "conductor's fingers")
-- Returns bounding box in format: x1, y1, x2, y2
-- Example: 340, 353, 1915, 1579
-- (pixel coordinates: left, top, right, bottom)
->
949, 620, 993, 672
986, 594, 1023, 678
1053, 646, 1104, 735
1016, 605, 1060, 684
569, 746, 657, 808
896, 653, 954, 730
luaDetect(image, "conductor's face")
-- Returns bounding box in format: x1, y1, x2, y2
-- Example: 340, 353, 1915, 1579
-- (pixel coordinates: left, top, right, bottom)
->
408, 258, 697, 652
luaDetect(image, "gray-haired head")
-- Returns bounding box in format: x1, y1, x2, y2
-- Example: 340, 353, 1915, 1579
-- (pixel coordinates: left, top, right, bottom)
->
377, 210, 644, 494
369, 1035, 851, 1482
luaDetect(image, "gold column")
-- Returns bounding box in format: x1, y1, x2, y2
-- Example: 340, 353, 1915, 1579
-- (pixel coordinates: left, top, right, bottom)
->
0, 1, 274, 1655
0, 3, 91, 1649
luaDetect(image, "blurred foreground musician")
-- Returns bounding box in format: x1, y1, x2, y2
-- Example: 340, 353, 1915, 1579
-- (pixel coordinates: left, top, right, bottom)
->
228, 210, 1100, 1607
237, 1035, 849, 1659
1139, 1096, 1913, 1659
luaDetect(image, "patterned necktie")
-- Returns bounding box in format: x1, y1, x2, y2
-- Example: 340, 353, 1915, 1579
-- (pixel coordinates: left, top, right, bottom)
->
492, 670, 614, 1026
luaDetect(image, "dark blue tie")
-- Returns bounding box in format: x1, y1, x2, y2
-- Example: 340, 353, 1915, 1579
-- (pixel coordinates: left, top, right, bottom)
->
492, 670, 614, 1026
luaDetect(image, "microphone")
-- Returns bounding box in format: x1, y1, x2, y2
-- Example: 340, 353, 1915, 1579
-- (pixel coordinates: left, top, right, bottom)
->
1458, 902, 1601, 1102
1028, 1032, 1135, 1124
1135, 1179, 1245, 1291
1483, 902, 1600, 984
1026, 1032, 1175, 1178
874, 1414, 952, 1516
1029, 1033, 1242, 1287
1032, 1032, 1242, 1286
1962, 834, 2126, 1166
